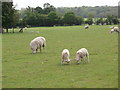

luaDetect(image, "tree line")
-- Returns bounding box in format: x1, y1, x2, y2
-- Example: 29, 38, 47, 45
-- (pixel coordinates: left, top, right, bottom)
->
2, 2, 120, 33
56, 6, 118, 18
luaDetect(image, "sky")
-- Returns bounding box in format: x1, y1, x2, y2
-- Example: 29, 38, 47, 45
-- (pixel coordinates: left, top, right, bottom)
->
13, 0, 120, 10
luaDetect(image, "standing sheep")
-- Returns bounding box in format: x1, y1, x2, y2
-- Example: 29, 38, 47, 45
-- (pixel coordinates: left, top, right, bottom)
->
30, 36, 46, 53
75, 48, 90, 64
61, 49, 71, 64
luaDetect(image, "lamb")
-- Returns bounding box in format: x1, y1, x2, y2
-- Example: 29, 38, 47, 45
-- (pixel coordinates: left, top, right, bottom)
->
84, 25, 89, 29
30, 36, 46, 53
75, 48, 90, 64
61, 49, 71, 64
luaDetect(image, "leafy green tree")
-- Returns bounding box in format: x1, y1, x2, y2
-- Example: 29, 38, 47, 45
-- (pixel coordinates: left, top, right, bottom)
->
2, 2, 18, 33
48, 11, 59, 26
96, 18, 104, 25
112, 15, 119, 24
43, 3, 50, 8
43, 3, 56, 14
107, 15, 113, 25
11, 10, 20, 33
63, 12, 76, 25
104, 19, 109, 25
85, 18, 93, 25
23, 12, 37, 26
34, 6, 43, 14
75, 16, 84, 25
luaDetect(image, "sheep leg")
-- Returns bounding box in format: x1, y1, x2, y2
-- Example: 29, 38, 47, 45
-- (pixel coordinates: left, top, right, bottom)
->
43, 45, 46, 53
67, 61, 71, 64
40, 46, 41, 53
36, 48, 38, 52
81, 58, 84, 64
87, 55, 90, 63
61, 60, 64, 64
77, 60, 80, 64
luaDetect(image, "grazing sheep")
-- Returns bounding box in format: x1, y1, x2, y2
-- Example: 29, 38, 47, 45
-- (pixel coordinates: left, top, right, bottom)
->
84, 25, 89, 29
30, 36, 46, 53
110, 29, 114, 33
113, 27, 120, 33
24, 27, 27, 30
61, 49, 71, 64
75, 48, 90, 64
110, 27, 120, 33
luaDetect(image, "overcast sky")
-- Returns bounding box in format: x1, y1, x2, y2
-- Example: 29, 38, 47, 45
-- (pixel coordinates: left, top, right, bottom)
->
13, 0, 120, 10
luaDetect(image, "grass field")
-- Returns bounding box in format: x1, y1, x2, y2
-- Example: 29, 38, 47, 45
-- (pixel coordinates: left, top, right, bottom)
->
2, 25, 118, 88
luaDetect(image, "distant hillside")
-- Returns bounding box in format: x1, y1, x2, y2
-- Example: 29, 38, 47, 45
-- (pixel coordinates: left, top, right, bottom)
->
56, 6, 118, 18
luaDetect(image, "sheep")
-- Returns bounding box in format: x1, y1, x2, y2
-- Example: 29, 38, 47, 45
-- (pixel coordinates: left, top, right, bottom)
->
61, 49, 71, 64
110, 29, 114, 33
75, 48, 90, 64
24, 27, 27, 30
113, 27, 120, 33
84, 25, 89, 29
110, 27, 120, 33
30, 36, 46, 54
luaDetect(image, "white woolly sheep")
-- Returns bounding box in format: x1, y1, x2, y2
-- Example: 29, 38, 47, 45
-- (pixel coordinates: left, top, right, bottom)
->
61, 49, 71, 64
84, 25, 89, 29
113, 27, 120, 33
110, 27, 120, 33
75, 48, 90, 64
30, 36, 46, 53
24, 27, 27, 30
110, 29, 114, 33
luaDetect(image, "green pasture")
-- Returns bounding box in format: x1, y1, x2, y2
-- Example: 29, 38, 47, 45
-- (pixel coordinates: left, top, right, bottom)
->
2, 25, 118, 88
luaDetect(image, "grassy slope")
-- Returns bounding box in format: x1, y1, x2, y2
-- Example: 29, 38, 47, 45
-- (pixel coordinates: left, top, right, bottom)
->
2, 25, 118, 88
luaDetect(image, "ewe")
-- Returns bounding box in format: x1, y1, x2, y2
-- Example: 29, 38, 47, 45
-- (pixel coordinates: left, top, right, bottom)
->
61, 49, 71, 64
84, 25, 89, 29
30, 36, 46, 53
75, 48, 90, 64
110, 27, 120, 33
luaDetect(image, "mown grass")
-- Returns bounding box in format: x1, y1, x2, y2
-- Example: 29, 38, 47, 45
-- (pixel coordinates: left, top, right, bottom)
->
2, 25, 118, 88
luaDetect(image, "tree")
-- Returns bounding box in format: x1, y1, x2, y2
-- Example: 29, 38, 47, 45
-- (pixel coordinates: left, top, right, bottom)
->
23, 12, 37, 27
85, 18, 93, 25
2, 2, 19, 33
63, 12, 76, 25
11, 10, 20, 33
75, 16, 84, 25
112, 15, 119, 24
43, 3, 56, 14
43, 3, 50, 8
48, 11, 59, 26
96, 18, 104, 25
34, 6, 43, 14
107, 15, 113, 25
